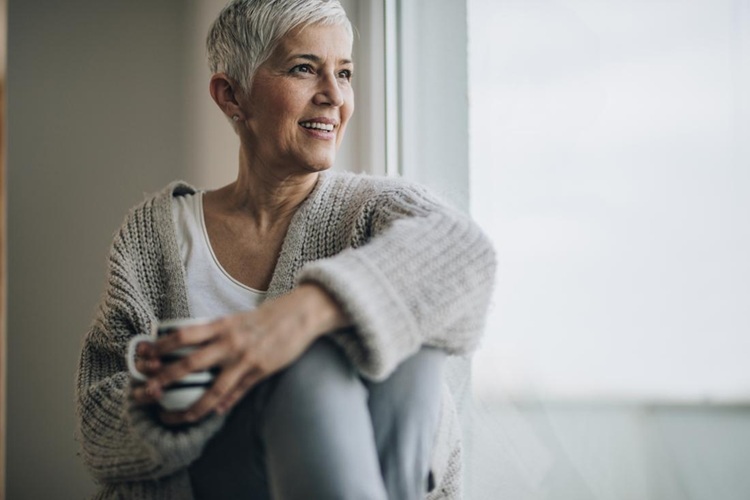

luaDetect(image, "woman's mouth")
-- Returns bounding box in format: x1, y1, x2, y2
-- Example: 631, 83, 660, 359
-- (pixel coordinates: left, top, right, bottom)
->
299, 120, 336, 140
299, 121, 335, 132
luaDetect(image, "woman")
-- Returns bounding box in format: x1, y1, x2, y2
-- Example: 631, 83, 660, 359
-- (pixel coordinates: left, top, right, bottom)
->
75, 0, 495, 498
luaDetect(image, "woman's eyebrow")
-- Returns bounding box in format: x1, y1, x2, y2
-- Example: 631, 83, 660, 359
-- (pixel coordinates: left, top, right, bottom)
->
288, 53, 353, 65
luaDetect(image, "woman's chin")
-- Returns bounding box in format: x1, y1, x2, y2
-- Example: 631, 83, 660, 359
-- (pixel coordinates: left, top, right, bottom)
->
300, 157, 336, 173
299, 146, 340, 172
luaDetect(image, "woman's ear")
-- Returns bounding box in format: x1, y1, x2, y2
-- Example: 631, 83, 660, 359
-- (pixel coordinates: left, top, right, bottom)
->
209, 73, 245, 121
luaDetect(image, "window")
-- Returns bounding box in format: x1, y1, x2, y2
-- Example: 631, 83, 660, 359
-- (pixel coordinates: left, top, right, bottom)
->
395, 3, 750, 496
468, 0, 750, 402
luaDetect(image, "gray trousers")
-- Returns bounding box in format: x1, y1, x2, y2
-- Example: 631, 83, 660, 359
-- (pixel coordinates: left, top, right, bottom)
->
189, 338, 445, 500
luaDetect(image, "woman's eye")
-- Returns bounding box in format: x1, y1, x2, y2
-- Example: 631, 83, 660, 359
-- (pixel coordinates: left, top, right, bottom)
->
291, 64, 313, 75
338, 69, 353, 81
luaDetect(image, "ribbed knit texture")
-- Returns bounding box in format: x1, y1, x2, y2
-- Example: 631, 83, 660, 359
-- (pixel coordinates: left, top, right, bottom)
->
76, 171, 496, 499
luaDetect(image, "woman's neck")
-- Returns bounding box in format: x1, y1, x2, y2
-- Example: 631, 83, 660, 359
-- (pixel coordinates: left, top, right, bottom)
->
209, 151, 320, 232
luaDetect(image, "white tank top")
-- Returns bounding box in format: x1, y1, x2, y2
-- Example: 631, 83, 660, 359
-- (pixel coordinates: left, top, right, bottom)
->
171, 191, 266, 319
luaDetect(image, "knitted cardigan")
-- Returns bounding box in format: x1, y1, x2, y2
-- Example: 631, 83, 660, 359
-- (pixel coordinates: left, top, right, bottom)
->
76, 171, 496, 499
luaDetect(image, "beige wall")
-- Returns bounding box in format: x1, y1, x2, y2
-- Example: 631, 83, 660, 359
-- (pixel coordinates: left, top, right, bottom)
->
6, 1, 366, 497
7, 1, 192, 497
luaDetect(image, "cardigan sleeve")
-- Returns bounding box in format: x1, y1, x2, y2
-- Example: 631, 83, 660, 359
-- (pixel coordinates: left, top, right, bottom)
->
296, 180, 496, 381
75, 217, 224, 483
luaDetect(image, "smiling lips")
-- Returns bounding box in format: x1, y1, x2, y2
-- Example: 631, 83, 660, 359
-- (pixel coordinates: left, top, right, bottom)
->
299, 119, 338, 140
300, 121, 335, 132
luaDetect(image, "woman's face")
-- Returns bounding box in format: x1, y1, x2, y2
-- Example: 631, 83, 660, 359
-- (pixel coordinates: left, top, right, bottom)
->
239, 23, 354, 174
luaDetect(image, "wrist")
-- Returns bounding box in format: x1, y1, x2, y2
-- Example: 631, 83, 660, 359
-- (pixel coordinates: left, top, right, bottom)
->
296, 283, 351, 336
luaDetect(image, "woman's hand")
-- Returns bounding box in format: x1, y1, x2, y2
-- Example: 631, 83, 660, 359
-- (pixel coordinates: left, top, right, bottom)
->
137, 284, 349, 425
129, 343, 163, 407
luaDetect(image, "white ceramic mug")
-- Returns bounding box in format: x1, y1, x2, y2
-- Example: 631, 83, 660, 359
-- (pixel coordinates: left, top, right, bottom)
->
127, 317, 215, 411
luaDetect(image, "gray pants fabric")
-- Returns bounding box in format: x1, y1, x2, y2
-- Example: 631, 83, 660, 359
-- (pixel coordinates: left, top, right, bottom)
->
189, 338, 446, 500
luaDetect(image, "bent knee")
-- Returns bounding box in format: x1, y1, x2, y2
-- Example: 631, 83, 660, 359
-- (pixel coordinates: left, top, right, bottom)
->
265, 338, 366, 409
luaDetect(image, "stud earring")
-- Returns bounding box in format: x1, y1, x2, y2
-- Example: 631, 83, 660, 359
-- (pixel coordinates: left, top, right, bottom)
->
232, 115, 240, 122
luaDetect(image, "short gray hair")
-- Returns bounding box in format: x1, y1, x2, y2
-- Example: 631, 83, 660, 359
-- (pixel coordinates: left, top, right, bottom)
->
207, 0, 353, 93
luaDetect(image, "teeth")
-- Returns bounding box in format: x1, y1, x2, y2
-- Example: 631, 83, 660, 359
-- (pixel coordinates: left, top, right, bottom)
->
300, 121, 334, 132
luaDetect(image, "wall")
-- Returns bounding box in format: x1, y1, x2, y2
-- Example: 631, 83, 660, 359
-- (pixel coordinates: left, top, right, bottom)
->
7, 1, 190, 497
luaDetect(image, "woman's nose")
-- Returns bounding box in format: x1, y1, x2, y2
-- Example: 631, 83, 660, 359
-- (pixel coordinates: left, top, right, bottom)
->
313, 74, 345, 107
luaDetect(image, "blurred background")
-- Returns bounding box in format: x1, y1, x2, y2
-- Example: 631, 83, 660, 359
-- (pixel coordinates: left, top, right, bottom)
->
6, 0, 750, 498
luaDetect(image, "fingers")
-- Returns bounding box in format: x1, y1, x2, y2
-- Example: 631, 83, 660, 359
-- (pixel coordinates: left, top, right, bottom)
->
134, 357, 161, 376
134, 341, 161, 375
147, 336, 237, 393
181, 366, 262, 422
216, 370, 265, 414
129, 382, 161, 407
130, 320, 248, 421
136, 341, 153, 357
149, 367, 265, 423
153, 319, 225, 355
131, 342, 161, 406
159, 409, 192, 426
135, 342, 159, 368
135, 306, 315, 422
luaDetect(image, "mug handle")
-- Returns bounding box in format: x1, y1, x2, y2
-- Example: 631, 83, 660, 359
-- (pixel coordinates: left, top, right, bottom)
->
126, 334, 157, 382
